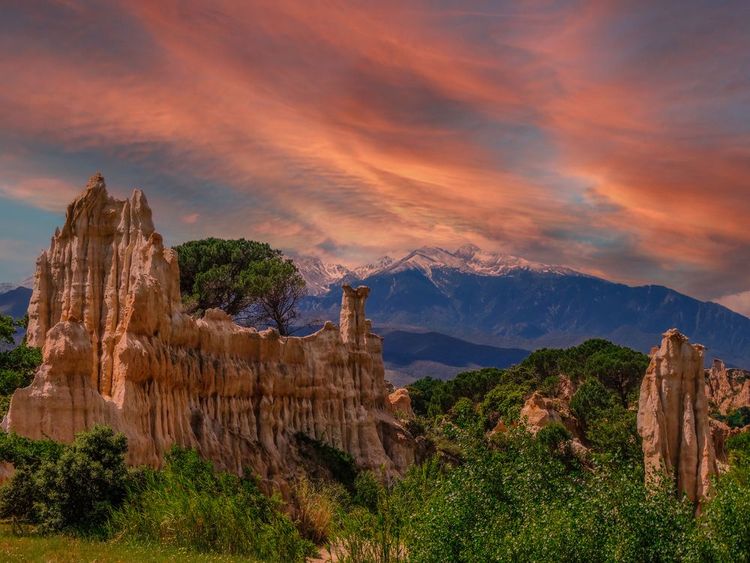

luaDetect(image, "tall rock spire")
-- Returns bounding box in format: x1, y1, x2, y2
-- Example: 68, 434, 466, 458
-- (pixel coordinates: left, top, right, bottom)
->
637, 328, 717, 502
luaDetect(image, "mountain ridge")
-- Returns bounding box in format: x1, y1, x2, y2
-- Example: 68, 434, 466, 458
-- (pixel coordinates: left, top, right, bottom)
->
298, 248, 750, 370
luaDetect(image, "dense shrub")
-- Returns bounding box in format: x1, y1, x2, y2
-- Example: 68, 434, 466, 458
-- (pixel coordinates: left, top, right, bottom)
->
295, 433, 358, 490
0, 425, 127, 535
570, 377, 617, 428
109, 447, 314, 560
0, 342, 42, 417
718, 406, 750, 429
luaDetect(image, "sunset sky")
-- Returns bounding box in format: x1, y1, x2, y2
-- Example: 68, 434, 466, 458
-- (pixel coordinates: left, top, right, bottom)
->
1, 1, 749, 313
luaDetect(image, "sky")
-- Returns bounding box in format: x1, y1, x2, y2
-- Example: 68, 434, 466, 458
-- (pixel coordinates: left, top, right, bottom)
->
1, 1, 749, 314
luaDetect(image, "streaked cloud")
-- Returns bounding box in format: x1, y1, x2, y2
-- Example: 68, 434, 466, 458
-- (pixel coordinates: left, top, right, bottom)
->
0, 0, 748, 303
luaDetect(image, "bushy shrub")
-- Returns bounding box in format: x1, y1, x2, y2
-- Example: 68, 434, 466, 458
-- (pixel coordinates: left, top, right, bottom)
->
402, 430, 695, 562
295, 433, 358, 490
537, 422, 571, 451
721, 406, 750, 429
570, 377, 617, 428
0, 342, 42, 417
0, 425, 127, 535
109, 446, 314, 560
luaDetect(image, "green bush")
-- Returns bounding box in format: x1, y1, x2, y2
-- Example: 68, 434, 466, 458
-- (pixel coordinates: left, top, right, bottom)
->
537, 422, 571, 451
109, 447, 314, 560
0, 342, 42, 417
723, 406, 750, 429
570, 377, 617, 428
0, 425, 127, 535
295, 433, 358, 490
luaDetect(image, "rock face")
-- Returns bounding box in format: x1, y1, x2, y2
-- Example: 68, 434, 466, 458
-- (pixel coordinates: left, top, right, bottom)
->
4, 174, 414, 488
520, 377, 581, 439
637, 329, 717, 502
388, 388, 414, 418
705, 359, 750, 415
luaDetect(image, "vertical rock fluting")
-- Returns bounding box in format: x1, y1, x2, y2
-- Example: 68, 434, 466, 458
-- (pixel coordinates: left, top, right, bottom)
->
637, 329, 717, 502
5, 175, 414, 487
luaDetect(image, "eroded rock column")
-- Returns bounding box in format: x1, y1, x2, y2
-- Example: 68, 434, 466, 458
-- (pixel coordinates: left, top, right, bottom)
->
637, 328, 717, 502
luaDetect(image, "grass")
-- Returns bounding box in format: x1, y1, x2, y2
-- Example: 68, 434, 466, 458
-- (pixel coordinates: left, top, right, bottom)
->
0, 523, 255, 562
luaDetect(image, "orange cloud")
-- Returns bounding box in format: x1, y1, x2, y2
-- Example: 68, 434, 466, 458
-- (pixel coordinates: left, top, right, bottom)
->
0, 0, 748, 299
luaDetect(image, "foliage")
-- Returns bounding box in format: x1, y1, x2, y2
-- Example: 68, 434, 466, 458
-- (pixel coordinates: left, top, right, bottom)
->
174, 238, 306, 335
690, 466, 750, 561
295, 433, 358, 491
0, 425, 128, 535
537, 422, 571, 451
584, 346, 649, 406
109, 447, 314, 560
408, 368, 507, 418
0, 432, 64, 469
0, 522, 255, 563
240, 256, 307, 336
0, 329, 42, 417
717, 406, 750, 429
570, 377, 617, 428
0, 314, 15, 345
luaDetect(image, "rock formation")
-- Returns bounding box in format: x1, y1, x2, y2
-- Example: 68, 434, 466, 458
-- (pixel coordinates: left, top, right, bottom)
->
388, 388, 414, 418
520, 377, 581, 439
705, 359, 750, 415
3, 174, 414, 489
637, 329, 717, 502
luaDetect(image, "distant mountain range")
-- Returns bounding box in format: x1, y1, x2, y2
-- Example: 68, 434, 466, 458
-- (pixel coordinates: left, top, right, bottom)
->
297, 245, 750, 371
381, 330, 529, 386
0, 286, 32, 319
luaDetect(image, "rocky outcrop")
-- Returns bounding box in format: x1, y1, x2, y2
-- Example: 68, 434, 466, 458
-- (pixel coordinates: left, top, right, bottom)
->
637, 329, 717, 502
705, 359, 750, 415
4, 174, 414, 489
520, 377, 581, 439
388, 388, 414, 418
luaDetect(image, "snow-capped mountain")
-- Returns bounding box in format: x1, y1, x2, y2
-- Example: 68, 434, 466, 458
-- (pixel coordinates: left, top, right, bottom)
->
299, 245, 750, 371
292, 256, 354, 296
295, 245, 579, 295
378, 244, 579, 280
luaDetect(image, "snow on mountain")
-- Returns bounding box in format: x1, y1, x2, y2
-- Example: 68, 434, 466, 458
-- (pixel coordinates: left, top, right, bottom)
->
294, 245, 582, 296
293, 256, 353, 296
378, 244, 580, 281
352, 256, 394, 279
0, 276, 33, 295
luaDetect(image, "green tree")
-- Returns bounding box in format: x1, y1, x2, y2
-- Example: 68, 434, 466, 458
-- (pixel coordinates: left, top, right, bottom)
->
174, 238, 306, 335
0, 313, 15, 345
241, 257, 306, 335
584, 346, 648, 406
570, 377, 617, 429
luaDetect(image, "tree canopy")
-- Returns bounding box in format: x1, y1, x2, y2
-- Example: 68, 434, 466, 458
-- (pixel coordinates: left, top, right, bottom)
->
173, 238, 306, 336
0, 314, 15, 346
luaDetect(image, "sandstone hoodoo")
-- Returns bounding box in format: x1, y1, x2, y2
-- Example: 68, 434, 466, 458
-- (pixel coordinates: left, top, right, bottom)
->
3, 174, 414, 487
637, 329, 717, 502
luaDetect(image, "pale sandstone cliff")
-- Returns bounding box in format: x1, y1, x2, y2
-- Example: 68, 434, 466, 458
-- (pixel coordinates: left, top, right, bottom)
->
4, 174, 414, 488
705, 359, 750, 415
388, 388, 414, 419
637, 329, 717, 502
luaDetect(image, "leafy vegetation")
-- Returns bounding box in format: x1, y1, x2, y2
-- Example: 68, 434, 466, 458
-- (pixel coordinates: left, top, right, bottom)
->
0, 425, 127, 535
174, 238, 306, 335
109, 447, 313, 560
3, 337, 750, 561
0, 313, 42, 417
716, 405, 750, 429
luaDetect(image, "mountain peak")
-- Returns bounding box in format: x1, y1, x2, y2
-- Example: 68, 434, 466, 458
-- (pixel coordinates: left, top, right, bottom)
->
294, 245, 582, 295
